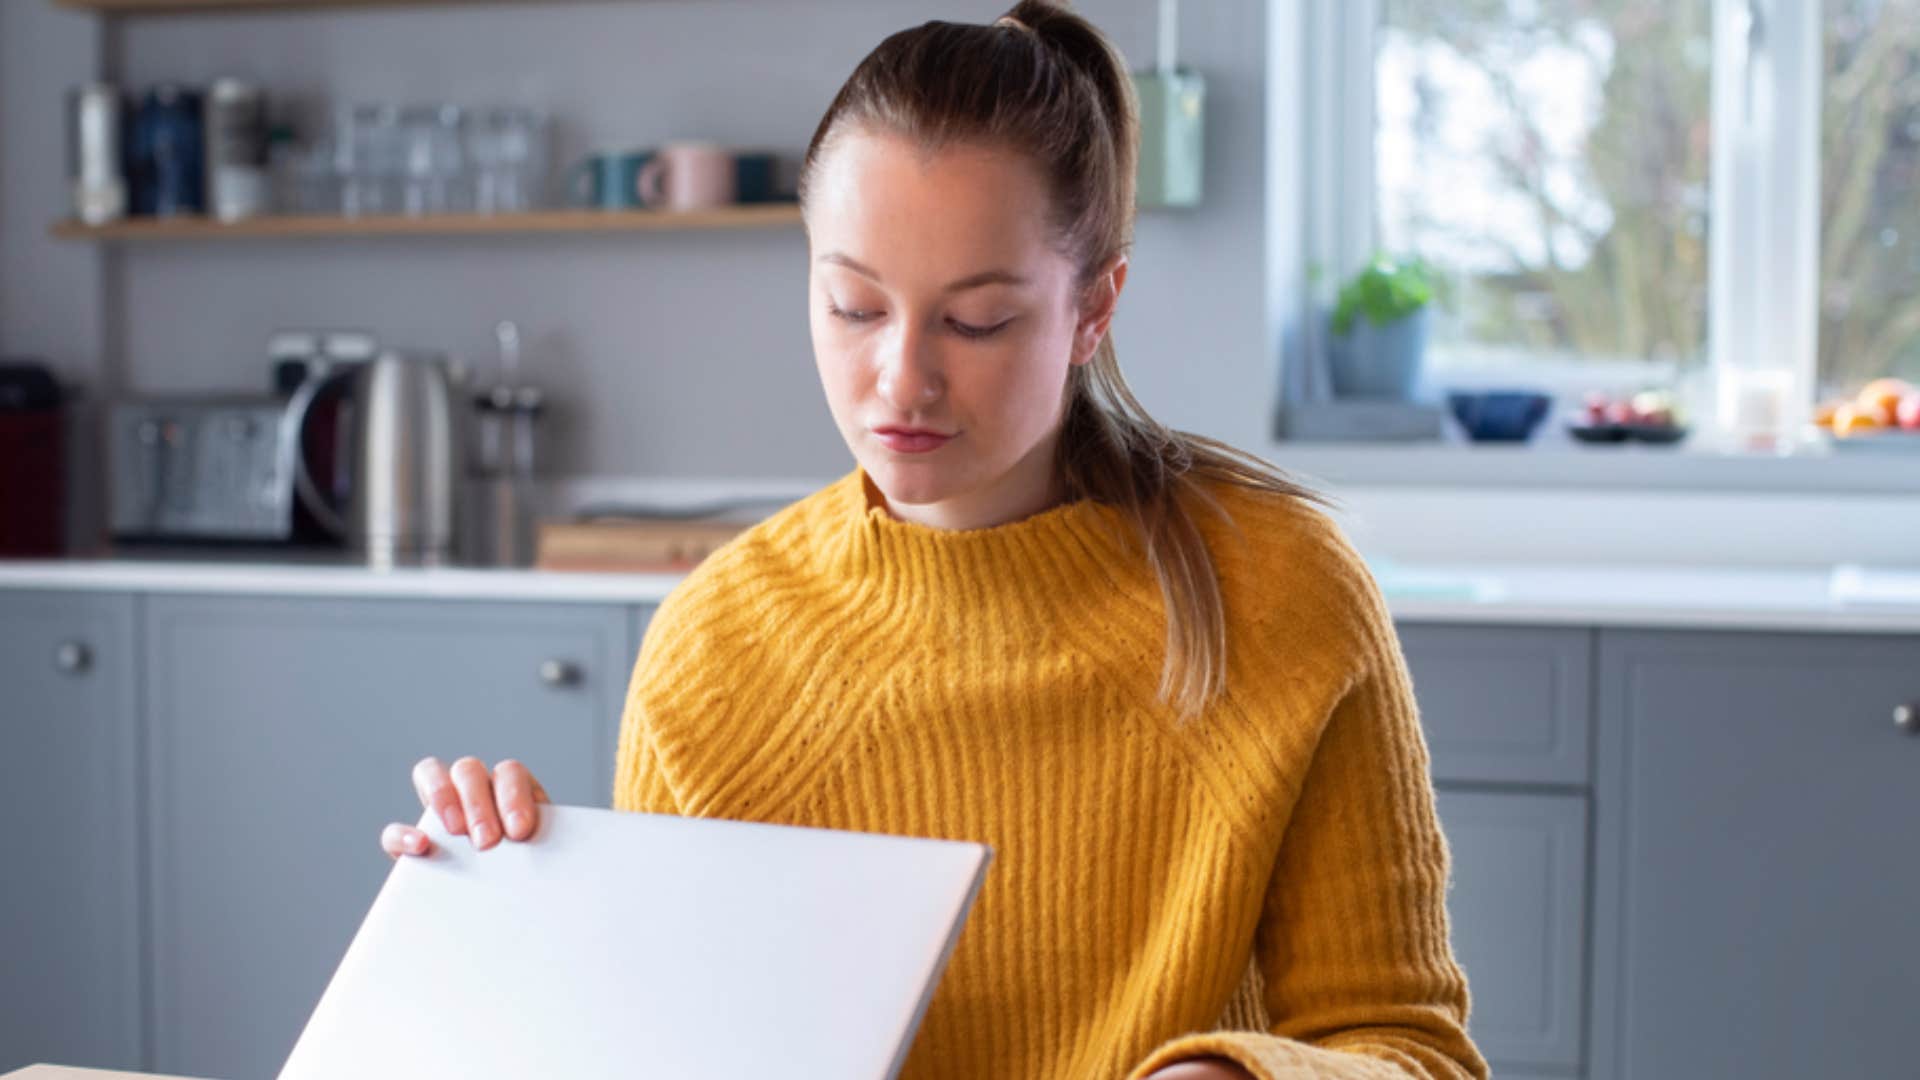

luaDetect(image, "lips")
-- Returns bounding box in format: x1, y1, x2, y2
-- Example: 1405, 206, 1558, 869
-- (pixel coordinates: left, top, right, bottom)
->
872, 426, 956, 453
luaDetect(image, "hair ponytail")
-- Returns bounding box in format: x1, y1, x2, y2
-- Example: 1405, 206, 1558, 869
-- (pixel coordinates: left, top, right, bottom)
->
799, 0, 1343, 721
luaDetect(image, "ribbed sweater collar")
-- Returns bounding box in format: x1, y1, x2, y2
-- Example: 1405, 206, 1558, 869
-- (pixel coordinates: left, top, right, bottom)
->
820, 465, 1148, 616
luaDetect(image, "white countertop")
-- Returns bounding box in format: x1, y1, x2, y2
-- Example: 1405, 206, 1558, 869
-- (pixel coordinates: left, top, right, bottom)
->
3, 556, 1920, 634
0, 558, 685, 604
1366, 560, 1920, 633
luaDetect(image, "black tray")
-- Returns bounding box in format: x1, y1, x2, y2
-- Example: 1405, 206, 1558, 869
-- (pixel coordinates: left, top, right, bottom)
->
1567, 421, 1689, 445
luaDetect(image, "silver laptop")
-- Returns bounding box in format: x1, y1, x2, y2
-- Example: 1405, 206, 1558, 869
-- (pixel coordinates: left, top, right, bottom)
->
278, 803, 993, 1080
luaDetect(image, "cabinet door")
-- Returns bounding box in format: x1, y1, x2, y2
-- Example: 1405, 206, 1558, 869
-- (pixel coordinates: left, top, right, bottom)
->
1591, 630, 1920, 1080
1398, 624, 1593, 786
0, 591, 141, 1073
143, 594, 630, 1080
1436, 790, 1588, 1073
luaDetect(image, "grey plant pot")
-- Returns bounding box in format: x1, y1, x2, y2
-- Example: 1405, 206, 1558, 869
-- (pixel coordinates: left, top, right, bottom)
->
1326, 304, 1431, 400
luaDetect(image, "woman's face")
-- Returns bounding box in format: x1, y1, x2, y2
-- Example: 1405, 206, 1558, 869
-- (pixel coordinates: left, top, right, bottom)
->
805, 127, 1125, 530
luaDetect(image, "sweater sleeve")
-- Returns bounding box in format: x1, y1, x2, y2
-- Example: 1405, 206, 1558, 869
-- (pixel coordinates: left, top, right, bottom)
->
1124, 569, 1489, 1080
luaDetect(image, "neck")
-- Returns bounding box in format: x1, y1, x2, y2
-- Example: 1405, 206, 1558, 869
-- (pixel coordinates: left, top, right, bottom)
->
871, 432, 1067, 532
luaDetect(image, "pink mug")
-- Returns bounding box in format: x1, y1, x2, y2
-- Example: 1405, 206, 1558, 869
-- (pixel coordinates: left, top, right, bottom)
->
636, 141, 736, 211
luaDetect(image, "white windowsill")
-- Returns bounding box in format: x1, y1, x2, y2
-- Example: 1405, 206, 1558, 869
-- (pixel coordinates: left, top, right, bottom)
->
1264, 436, 1920, 495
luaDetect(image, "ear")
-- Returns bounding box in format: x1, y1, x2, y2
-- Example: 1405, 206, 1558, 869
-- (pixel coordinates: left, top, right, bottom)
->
1070, 254, 1129, 367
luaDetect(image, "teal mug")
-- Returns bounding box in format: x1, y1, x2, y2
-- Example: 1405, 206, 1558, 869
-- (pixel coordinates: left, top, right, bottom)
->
568, 150, 653, 210
733, 151, 800, 203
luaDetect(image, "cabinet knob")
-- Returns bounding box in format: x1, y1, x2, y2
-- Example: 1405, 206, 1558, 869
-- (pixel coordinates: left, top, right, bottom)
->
1897, 703, 1919, 735
55, 640, 93, 675
539, 659, 582, 688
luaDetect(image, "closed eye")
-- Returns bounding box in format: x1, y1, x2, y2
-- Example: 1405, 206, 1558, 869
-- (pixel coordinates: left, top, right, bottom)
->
951, 318, 1013, 340
826, 303, 1012, 340
826, 303, 880, 324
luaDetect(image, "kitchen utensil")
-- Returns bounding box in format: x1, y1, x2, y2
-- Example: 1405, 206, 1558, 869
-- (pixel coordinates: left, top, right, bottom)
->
207, 77, 268, 222
127, 83, 205, 216
635, 141, 734, 211
0, 359, 65, 556
468, 320, 544, 567
1446, 390, 1551, 442
568, 150, 652, 210
67, 82, 127, 225
287, 346, 467, 566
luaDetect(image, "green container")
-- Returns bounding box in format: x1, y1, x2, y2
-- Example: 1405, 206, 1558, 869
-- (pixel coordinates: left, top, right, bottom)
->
1133, 68, 1205, 208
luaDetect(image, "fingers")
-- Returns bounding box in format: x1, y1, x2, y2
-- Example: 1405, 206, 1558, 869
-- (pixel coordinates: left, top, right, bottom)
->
381, 821, 434, 860
493, 759, 543, 841
409, 754, 548, 853
450, 756, 502, 851
412, 756, 466, 836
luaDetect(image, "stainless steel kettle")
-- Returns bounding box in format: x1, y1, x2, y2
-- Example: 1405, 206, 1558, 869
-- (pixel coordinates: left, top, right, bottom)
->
284, 347, 466, 566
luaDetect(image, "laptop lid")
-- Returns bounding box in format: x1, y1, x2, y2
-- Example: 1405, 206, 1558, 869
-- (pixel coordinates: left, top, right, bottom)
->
278, 803, 993, 1080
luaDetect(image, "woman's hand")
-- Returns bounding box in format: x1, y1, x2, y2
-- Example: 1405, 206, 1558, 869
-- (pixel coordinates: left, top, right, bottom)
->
378, 755, 550, 859
1144, 1058, 1259, 1080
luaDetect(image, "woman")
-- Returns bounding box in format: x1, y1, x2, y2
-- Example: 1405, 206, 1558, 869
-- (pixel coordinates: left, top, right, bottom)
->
381, 3, 1488, 1078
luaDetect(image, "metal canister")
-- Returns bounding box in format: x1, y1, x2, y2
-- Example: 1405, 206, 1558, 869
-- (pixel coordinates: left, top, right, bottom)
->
66, 82, 126, 225
128, 83, 205, 216
205, 77, 268, 222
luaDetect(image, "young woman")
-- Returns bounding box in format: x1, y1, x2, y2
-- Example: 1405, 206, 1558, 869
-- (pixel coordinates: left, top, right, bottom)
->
382, 4, 1488, 1078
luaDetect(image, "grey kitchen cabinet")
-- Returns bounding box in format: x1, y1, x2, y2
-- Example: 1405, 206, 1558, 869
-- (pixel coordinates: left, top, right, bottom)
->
1398, 624, 1593, 786
1398, 624, 1594, 1078
1435, 791, 1588, 1075
141, 594, 633, 1080
0, 591, 142, 1075
1590, 629, 1920, 1080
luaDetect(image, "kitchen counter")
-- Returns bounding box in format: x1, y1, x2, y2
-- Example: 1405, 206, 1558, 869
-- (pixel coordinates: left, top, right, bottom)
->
3, 555, 1919, 633
0, 557, 683, 604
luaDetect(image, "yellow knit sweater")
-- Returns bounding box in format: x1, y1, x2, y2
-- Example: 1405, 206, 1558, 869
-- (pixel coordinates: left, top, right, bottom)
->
612, 465, 1488, 1080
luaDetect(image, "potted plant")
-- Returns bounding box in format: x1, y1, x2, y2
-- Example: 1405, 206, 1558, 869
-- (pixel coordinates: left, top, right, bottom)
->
1325, 255, 1436, 400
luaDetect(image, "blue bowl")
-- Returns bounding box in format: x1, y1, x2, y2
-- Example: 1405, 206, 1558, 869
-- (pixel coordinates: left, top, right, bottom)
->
1447, 391, 1552, 442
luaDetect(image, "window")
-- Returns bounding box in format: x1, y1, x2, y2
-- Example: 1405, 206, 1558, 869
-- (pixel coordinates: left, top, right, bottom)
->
1816, 0, 1920, 400
1376, 1, 1713, 374
1282, 0, 1920, 452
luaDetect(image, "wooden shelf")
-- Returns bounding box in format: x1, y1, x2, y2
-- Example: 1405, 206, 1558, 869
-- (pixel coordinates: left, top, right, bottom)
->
50, 204, 804, 241
56, 0, 551, 13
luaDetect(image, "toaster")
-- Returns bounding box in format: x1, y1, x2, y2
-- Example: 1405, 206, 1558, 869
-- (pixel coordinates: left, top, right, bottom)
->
106, 393, 346, 545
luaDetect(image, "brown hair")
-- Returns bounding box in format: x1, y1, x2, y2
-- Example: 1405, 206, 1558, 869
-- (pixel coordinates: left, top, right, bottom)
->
797, 0, 1344, 720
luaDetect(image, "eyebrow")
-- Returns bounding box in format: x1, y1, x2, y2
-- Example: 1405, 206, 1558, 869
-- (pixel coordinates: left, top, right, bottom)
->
816, 252, 1030, 293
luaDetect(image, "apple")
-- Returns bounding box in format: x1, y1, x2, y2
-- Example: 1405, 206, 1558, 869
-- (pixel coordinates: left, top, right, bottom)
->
1858, 378, 1917, 418
1832, 402, 1883, 437
1896, 391, 1920, 431
1604, 401, 1635, 425
1581, 392, 1611, 424
1629, 390, 1680, 427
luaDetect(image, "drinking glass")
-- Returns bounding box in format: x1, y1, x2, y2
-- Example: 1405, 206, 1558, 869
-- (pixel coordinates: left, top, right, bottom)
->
400, 103, 466, 215
466, 105, 550, 213
338, 103, 403, 216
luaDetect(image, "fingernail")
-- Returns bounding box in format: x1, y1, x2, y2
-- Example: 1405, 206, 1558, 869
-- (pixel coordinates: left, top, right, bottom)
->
407, 832, 425, 852
472, 821, 494, 847
507, 811, 530, 836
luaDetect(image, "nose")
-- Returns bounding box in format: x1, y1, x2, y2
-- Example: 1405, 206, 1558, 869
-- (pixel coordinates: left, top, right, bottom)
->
875, 321, 944, 411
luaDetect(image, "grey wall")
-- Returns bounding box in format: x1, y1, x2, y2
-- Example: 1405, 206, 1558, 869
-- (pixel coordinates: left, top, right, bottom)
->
0, 0, 1273, 501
